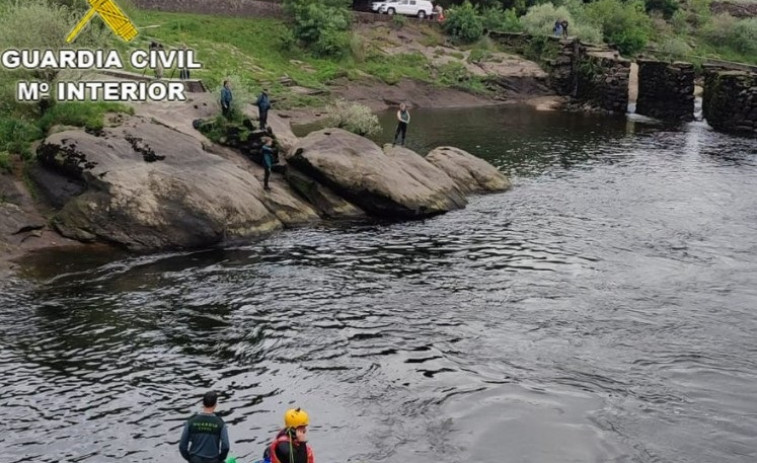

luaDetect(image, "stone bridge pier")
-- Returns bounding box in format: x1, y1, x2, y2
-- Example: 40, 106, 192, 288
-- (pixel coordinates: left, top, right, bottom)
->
636, 60, 695, 122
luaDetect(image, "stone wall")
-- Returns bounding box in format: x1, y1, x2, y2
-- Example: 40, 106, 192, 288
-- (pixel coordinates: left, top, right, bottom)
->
636, 60, 695, 122
574, 53, 630, 113
703, 68, 757, 136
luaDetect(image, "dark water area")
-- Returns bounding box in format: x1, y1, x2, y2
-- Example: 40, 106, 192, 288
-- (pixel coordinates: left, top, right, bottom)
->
3, 106, 757, 463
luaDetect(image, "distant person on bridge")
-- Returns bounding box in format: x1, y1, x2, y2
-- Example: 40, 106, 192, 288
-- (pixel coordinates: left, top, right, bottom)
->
393, 102, 410, 147
553, 20, 563, 37
179, 391, 231, 463
255, 88, 272, 130
221, 80, 233, 118
263, 408, 314, 463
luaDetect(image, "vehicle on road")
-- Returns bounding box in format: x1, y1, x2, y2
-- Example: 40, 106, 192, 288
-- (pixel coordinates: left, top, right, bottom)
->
378, 0, 434, 18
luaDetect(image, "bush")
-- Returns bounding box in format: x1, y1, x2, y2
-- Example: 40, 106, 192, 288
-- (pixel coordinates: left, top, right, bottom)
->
645, 0, 679, 20
325, 99, 381, 136
481, 6, 523, 33
444, 1, 484, 43
585, 0, 652, 55
36, 102, 132, 133
0, 118, 42, 158
282, 0, 352, 58
392, 14, 408, 29
658, 36, 693, 58
437, 62, 470, 86
520, 3, 603, 43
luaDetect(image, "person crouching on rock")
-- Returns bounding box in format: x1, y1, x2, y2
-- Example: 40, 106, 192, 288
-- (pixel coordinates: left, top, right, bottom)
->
393, 102, 410, 147
263, 408, 314, 463
262, 136, 274, 191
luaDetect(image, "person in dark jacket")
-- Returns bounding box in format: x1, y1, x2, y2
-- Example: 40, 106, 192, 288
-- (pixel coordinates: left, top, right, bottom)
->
263, 408, 314, 463
261, 136, 274, 191
221, 80, 232, 118
179, 391, 230, 463
255, 88, 272, 129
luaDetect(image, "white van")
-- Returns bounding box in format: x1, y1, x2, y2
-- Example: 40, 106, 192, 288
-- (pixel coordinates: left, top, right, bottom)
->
379, 0, 434, 18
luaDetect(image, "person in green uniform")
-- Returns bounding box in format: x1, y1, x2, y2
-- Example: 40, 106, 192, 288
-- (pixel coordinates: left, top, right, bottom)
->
179, 391, 230, 463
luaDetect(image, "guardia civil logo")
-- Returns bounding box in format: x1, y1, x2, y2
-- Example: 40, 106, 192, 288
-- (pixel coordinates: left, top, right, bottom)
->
66, 0, 138, 43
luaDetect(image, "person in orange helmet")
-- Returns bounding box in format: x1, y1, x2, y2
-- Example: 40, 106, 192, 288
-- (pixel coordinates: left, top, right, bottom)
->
262, 408, 314, 463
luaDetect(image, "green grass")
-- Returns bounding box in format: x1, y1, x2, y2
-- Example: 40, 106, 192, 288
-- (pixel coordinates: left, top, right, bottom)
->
118, 10, 447, 105
0, 102, 133, 167
37, 102, 134, 133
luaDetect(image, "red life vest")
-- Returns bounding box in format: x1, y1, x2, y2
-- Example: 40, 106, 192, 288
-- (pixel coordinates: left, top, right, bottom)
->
269, 432, 314, 463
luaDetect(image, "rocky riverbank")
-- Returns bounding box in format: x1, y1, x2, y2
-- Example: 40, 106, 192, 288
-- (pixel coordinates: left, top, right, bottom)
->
0, 94, 511, 274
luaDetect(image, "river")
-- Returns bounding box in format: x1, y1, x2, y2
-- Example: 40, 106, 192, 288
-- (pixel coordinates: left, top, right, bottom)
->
2, 105, 757, 463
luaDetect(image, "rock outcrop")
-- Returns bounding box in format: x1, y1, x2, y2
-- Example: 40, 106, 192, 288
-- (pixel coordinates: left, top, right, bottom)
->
17, 108, 511, 254
31, 117, 318, 251
426, 147, 512, 193
287, 129, 468, 218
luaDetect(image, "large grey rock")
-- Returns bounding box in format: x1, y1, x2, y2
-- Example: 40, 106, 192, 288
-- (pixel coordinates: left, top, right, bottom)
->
34, 116, 318, 251
285, 167, 364, 219
426, 146, 512, 194
287, 129, 467, 218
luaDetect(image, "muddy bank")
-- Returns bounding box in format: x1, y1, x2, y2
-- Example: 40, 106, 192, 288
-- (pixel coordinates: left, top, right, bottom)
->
279, 78, 566, 126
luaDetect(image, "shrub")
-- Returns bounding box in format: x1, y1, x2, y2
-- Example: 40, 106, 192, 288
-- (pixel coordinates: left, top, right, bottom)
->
392, 14, 408, 29
437, 62, 470, 86
658, 37, 693, 58
0, 118, 42, 158
521, 3, 603, 44
325, 100, 381, 136
444, 1, 484, 43
645, 0, 679, 20
585, 0, 652, 56
698, 13, 757, 56
282, 0, 352, 57
481, 6, 523, 33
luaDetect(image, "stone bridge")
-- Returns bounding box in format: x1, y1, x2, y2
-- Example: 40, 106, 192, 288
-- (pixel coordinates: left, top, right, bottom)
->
491, 32, 756, 137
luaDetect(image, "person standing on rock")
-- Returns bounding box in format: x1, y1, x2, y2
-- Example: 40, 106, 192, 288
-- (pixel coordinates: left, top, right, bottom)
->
393, 103, 410, 147
179, 390, 231, 463
255, 88, 272, 130
262, 136, 274, 191
561, 19, 569, 38
221, 80, 233, 119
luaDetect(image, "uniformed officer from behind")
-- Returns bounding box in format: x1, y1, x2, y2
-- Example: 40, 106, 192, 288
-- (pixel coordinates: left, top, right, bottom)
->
179, 390, 231, 463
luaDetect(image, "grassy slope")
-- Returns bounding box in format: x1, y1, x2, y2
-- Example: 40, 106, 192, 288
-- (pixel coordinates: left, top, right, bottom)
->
118, 9, 449, 108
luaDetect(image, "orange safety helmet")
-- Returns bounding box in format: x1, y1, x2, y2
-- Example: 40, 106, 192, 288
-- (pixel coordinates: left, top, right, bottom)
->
284, 408, 309, 428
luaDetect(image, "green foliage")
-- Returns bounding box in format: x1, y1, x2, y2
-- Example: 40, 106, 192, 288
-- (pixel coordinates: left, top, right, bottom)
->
37, 102, 134, 134
437, 61, 470, 85
0, 118, 41, 158
282, 0, 352, 57
0, 152, 11, 174
392, 14, 408, 29
521, 3, 603, 43
585, 0, 652, 55
658, 36, 693, 58
444, 1, 485, 43
481, 6, 523, 33
522, 34, 560, 63
467, 47, 492, 62
645, 0, 679, 20
324, 99, 381, 136
211, 75, 254, 122
701, 15, 757, 56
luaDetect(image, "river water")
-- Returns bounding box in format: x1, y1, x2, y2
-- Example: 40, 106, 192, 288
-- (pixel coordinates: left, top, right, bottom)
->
2, 105, 757, 463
